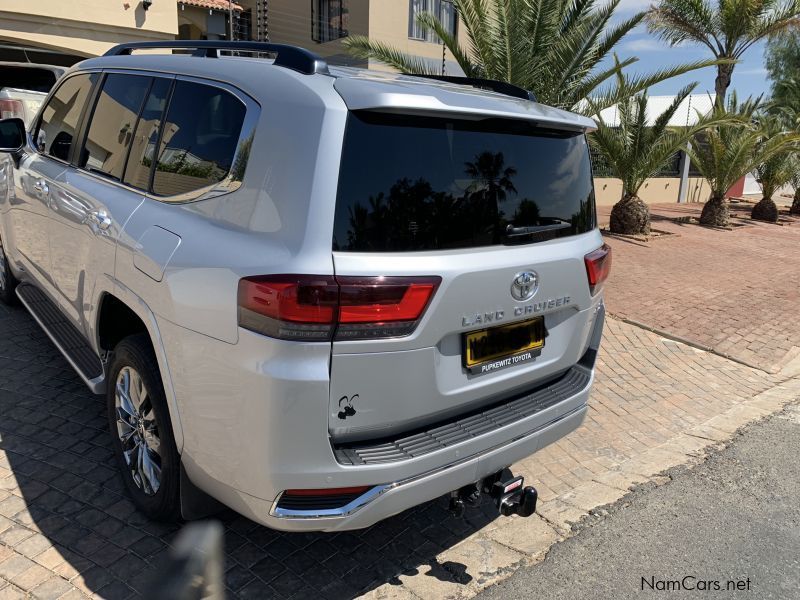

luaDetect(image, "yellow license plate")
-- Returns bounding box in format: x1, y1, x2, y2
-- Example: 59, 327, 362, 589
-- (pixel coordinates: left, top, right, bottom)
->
463, 318, 545, 373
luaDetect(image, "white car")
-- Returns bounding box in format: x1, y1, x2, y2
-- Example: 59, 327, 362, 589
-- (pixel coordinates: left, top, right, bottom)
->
0, 62, 66, 126
0, 41, 609, 532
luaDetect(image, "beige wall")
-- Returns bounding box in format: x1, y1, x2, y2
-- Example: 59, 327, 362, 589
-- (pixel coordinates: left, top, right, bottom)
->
0, 1, 177, 57
259, 0, 370, 65
368, 0, 470, 66
594, 177, 712, 206
178, 6, 214, 40
261, 0, 468, 69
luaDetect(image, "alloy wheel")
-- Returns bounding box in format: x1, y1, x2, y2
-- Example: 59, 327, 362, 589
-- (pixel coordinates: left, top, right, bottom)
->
115, 366, 162, 495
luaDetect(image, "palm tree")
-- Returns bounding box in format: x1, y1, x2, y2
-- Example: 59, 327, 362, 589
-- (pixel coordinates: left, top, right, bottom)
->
789, 166, 800, 215
687, 95, 798, 226
648, 0, 800, 106
752, 116, 799, 222
344, 0, 718, 114
464, 151, 517, 205
587, 83, 734, 235
464, 151, 518, 242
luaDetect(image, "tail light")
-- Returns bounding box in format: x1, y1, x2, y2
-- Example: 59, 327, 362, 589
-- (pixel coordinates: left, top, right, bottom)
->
584, 244, 612, 295
238, 275, 441, 341
0, 99, 25, 121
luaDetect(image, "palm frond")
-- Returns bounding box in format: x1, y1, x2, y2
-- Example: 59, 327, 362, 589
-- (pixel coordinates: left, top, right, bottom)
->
342, 35, 439, 75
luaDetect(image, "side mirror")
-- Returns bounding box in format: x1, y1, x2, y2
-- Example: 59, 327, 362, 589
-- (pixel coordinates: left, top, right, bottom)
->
0, 118, 25, 153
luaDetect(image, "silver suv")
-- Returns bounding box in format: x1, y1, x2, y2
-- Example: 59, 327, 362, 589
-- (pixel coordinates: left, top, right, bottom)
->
0, 41, 610, 532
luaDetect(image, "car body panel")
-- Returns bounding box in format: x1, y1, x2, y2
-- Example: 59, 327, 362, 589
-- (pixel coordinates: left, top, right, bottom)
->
328, 231, 604, 442
49, 168, 144, 333
0, 50, 606, 531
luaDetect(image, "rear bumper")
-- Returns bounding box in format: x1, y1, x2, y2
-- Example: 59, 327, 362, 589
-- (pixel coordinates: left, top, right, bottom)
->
267, 399, 589, 531
166, 303, 604, 532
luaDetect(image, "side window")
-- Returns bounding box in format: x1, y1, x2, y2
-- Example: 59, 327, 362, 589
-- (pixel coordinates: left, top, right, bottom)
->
35, 73, 96, 162
152, 81, 246, 197
79, 74, 151, 181
124, 78, 171, 191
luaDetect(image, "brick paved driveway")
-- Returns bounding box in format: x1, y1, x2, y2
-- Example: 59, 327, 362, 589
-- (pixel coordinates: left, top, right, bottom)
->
599, 202, 800, 372
0, 293, 789, 599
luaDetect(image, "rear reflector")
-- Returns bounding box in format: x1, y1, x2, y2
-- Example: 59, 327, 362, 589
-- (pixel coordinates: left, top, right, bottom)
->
238, 275, 441, 341
282, 486, 371, 497
276, 486, 374, 511
584, 244, 612, 294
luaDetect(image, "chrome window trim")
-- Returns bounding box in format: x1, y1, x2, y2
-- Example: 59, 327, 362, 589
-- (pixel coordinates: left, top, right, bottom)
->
146, 73, 260, 204
269, 400, 589, 520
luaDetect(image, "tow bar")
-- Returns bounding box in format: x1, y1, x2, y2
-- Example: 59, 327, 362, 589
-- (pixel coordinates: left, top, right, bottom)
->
448, 468, 538, 518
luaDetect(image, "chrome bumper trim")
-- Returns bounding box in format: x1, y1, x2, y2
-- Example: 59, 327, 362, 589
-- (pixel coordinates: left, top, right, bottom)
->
269, 400, 588, 520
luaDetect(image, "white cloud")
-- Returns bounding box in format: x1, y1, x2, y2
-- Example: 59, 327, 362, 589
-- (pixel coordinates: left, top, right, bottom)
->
616, 0, 654, 13
737, 67, 768, 76
621, 38, 664, 52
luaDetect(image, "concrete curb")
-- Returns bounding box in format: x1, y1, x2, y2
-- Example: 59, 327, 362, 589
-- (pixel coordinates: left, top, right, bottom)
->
616, 317, 769, 372
359, 375, 800, 600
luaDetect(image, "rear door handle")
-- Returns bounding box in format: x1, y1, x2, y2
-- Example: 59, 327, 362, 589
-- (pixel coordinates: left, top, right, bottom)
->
85, 210, 112, 231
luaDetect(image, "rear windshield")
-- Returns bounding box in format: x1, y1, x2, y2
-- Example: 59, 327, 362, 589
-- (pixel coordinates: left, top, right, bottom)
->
0, 66, 58, 93
333, 112, 595, 252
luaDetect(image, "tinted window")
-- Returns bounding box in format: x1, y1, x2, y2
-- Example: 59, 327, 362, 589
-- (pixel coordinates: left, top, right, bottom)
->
80, 74, 150, 181
152, 81, 246, 197
36, 73, 96, 162
124, 78, 171, 190
0, 66, 58, 93
333, 113, 596, 252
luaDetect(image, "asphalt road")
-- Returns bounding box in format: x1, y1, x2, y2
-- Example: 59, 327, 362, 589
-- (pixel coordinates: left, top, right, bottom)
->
478, 404, 800, 600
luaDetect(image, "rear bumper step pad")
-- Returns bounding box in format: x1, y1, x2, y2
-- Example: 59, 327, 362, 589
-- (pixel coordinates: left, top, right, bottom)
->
333, 362, 591, 466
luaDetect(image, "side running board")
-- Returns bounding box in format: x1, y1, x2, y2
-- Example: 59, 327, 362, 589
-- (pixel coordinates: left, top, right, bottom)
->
16, 283, 106, 394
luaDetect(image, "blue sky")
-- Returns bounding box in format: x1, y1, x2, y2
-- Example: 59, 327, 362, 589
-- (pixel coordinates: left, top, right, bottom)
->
612, 0, 770, 99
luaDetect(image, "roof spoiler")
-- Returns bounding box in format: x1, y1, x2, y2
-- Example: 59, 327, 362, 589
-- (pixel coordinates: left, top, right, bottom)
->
102, 41, 330, 76
408, 74, 536, 102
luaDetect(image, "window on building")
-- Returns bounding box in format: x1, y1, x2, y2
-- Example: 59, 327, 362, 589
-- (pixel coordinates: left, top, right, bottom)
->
312, 0, 348, 43
152, 81, 247, 197
35, 73, 97, 162
654, 151, 682, 178
124, 77, 172, 191
408, 0, 457, 43
79, 74, 150, 181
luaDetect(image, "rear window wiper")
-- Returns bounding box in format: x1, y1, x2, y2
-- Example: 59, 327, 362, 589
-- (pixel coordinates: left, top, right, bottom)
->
504, 219, 572, 238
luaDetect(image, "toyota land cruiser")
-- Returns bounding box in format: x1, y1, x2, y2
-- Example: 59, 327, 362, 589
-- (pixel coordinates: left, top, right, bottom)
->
0, 41, 609, 531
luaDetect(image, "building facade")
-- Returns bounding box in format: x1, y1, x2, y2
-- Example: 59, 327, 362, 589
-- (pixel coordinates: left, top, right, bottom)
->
0, 0, 467, 72
0, 0, 177, 58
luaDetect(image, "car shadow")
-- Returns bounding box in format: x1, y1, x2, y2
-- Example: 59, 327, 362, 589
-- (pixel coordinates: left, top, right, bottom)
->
0, 302, 500, 599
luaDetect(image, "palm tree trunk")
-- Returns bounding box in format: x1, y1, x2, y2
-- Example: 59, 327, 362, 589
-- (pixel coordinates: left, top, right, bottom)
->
751, 196, 779, 223
699, 193, 729, 227
610, 193, 650, 235
791, 188, 800, 216
714, 63, 734, 107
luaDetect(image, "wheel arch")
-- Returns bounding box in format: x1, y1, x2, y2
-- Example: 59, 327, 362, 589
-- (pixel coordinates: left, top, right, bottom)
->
95, 287, 185, 452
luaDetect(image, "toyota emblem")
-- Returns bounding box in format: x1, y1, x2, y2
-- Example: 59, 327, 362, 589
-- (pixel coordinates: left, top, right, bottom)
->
511, 271, 539, 301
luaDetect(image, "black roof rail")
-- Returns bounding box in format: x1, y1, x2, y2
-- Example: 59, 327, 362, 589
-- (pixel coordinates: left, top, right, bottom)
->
102, 41, 330, 76
409, 74, 536, 102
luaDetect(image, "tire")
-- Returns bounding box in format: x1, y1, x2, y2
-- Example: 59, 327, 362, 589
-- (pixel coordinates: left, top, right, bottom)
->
107, 334, 181, 521
0, 235, 19, 305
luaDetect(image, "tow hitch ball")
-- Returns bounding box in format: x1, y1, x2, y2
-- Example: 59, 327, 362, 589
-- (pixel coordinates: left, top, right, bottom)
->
447, 468, 538, 518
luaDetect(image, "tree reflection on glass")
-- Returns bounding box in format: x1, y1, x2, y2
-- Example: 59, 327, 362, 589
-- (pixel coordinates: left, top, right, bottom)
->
340, 151, 569, 251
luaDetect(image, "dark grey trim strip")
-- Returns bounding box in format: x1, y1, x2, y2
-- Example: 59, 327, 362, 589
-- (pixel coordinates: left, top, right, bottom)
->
270, 402, 588, 520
